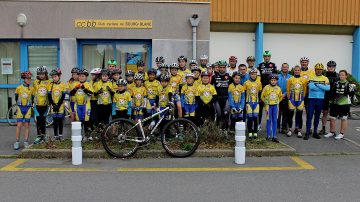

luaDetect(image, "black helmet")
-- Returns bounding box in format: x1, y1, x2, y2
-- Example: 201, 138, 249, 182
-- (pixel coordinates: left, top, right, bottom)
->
71, 67, 80, 73
147, 69, 157, 75
178, 55, 187, 62
327, 60, 337, 67
49, 69, 62, 76
78, 69, 89, 76
160, 74, 170, 81
232, 71, 241, 77
116, 79, 127, 86
191, 66, 201, 73
155, 56, 165, 63
125, 70, 134, 77
189, 59, 197, 65
101, 69, 110, 75
269, 73, 279, 80
170, 63, 179, 69
201, 71, 211, 77
111, 68, 122, 75
159, 63, 169, 69
137, 60, 145, 67
36, 66, 48, 74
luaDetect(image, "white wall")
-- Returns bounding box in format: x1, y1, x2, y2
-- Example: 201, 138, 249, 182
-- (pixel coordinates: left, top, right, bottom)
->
264, 33, 353, 73
210, 32, 255, 64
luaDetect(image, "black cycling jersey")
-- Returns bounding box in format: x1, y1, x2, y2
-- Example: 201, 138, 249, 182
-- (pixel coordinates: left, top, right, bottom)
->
324, 71, 339, 98
257, 62, 277, 87
211, 72, 233, 98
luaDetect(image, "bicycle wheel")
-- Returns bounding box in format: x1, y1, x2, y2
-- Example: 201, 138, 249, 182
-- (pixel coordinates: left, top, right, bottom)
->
101, 118, 141, 158
161, 118, 200, 158
7, 104, 18, 126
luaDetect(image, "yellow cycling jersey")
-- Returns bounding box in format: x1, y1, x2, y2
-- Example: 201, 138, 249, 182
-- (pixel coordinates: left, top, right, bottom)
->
261, 84, 283, 105
197, 83, 217, 104
15, 85, 35, 106
228, 83, 245, 103
181, 84, 197, 105
94, 81, 113, 105
126, 82, 136, 95
131, 86, 147, 107
170, 74, 182, 93
48, 82, 67, 104
74, 82, 92, 105
90, 80, 99, 101
179, 69, 191, 84
287, 76, 307, 101
33, 79, 50, 106
144, 80, 161, 100
243, 79, 262, 103
113, 91, 132, 111
68, 80, 80, 102
300, 68, 315, 81
194, 79, 202, 87
159, 86, 173, 108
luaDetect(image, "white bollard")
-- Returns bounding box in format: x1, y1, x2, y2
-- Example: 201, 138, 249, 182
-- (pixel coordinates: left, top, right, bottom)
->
71, 122, 82, 165
235, 122, 246, 164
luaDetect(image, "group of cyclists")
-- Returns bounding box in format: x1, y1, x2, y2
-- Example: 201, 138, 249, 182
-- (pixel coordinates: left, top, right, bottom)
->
13, 50, 356, 149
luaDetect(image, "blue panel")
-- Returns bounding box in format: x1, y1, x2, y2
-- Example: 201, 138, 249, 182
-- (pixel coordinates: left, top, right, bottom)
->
255, 22, 264, 67
352, 26, 360, 81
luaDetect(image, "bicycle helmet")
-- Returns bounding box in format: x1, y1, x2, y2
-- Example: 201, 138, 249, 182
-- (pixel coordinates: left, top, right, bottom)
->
116, 79, 127, 86
170, 63, 179, 69
249, 67, 258, 74
178, 55, 187, 62
218, 60, 227, 66
107, 59, 117, 66
232, 71, 241, 77
160, 74, 170, 81
125, 70, 134, 77
206, 63, 212, 68
189, 59, 197, 65
229, 56, 237, 61
155, 56, 165, 63
136, 60, 145, 67
101, 69, 110, 75
147, 69, 157, 75
246, 56, 256, 62
269, 73, 279, 80
71, 67, 80, 73
314, 63, 325, 70
50, 68, 62, 76
199, 54, 209, 60
21, 71, 32, 79
327, 60, 337, 67
191, 66, 201, 73
134, 73, 144, 80
263, 50, 272, 57
90, 68, 102, 75
111, 68, 122, 75
201, 71, 211, 77
185, 73, 195, 78
159, 63, 169, 69
300, 57, 309, 62
36, 66, 48, 74
78, 69, 89, 76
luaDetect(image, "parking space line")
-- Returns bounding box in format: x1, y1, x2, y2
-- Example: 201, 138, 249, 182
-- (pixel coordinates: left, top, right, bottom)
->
0, 157, 316, 173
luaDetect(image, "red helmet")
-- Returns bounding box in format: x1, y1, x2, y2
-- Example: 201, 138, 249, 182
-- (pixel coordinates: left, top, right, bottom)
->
229, 56, 237, 61
21, 71, 32, 79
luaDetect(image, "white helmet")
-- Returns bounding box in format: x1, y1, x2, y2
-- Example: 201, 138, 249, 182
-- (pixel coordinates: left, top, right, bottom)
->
300, 57, 309, 62
90, 68, 102, 75
200, 54, 209, 60
185, 73, 195, 78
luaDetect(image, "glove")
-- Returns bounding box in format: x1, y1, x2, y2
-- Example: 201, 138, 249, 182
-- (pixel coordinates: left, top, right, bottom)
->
237, 109, 243, 114
349, 84, 356, 92
231, 108, 237, 114
53, 104, 59, 113
98, 88, 104, 95
81, 84, 85, 89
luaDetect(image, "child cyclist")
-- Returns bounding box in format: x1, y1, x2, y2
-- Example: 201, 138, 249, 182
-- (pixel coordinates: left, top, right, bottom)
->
94, 69, 114, 125
70, 69, 93, 141
181, 73, 198, 122
125, 70, 135, 94
111, 68, 122, 90
67, 67, 80, 121
48, 69, 67, 140
89, 68, 101, 129
286, 65, 307, 138
136, 60, 149, 81
33, 66, 50, 144
261, 74, 283, 143
112, 79, 132, 119
196, 71, 217, 125
169, 63, 182, 94
131, 73, 148, 122
228, 72, 245, 130
243, 68, 262, 139
191, 66, 202, 87
324, 70, 356, 140
144, 69, 161, 125
14, 72, 35, 150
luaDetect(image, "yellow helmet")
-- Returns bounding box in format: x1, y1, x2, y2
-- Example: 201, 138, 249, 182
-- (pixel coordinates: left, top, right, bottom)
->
314, 63, 325, 70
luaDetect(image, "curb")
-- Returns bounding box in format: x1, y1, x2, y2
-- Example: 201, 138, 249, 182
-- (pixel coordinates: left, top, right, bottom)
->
18, 147, 296, 159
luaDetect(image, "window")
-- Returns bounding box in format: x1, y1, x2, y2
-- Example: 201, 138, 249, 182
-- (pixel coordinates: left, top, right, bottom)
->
28, 45, 58, 78
79, 40, 151, 75
0, 42, 20, 84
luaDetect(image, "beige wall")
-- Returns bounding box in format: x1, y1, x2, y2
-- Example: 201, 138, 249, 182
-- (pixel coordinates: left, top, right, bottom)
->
0, 1, 210, 40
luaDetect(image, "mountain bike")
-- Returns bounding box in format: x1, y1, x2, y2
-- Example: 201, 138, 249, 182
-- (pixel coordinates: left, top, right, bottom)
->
101, 103, 200, 158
